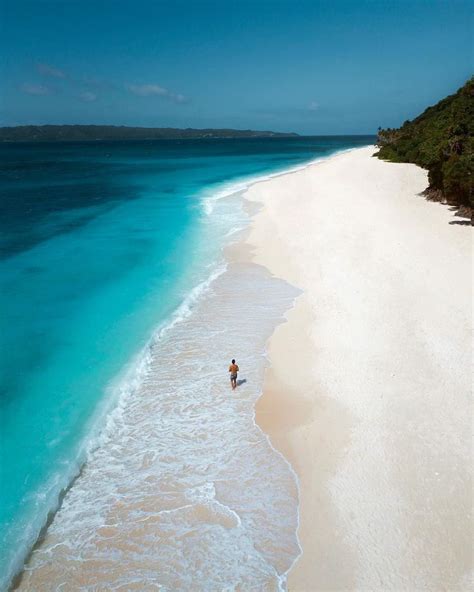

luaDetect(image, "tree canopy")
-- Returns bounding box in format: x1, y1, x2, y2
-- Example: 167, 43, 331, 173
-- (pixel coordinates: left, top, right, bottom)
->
375, 78, 473, 209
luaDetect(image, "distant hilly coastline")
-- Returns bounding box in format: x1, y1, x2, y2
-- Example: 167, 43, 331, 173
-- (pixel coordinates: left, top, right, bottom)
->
0, 125, 299, 142
375, 77, 473, 212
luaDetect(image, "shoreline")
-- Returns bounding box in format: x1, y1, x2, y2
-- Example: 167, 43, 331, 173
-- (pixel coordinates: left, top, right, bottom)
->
5, 147, 360, 591
243, 146, 472, 590
4, 155, 294, 590
12, 166, 308, 590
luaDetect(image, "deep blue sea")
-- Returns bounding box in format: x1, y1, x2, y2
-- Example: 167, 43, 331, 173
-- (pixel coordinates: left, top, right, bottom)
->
0, 136, 373, 588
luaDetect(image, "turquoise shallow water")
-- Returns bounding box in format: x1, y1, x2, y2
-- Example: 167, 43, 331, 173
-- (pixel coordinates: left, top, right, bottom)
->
0, 136, 373, 588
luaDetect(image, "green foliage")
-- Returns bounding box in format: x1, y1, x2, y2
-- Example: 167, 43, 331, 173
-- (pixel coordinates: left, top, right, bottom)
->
376, 78, 474, 207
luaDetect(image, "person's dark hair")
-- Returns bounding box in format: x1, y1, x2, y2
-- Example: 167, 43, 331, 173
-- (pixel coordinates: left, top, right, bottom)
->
231, 359, 235, 364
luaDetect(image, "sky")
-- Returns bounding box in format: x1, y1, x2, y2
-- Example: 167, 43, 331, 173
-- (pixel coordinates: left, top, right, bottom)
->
0, 0, 472, 134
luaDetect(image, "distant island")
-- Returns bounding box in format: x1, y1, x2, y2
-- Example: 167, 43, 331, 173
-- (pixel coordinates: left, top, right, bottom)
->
375, 77, 473, 212
0, 125, 298, 143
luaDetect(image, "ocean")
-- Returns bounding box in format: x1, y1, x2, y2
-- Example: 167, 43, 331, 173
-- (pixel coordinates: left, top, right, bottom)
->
0, 136, 373, 590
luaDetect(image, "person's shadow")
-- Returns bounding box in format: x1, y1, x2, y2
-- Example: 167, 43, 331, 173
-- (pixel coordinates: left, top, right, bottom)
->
236, 379, 247, 387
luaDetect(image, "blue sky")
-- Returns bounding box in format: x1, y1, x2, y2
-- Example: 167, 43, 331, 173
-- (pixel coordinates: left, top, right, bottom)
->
1, 0, 472, 134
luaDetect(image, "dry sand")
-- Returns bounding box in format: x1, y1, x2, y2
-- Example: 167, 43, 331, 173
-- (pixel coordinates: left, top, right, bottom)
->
244, 147, 472, 591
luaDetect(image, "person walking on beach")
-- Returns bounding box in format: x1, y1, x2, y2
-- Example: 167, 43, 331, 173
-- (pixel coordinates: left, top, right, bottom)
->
229, 359, 239, 390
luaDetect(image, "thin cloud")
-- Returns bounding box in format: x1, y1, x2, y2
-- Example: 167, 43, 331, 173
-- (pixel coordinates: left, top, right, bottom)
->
37, 62, 66, 79
126, 83, 188, 104
308, 101, 319, 111
127, 84, 168, 97
79, 91, 97, 102
20, 83, 52, 96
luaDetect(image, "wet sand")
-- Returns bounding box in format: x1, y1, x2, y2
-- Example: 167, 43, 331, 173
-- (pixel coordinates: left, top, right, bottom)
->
245, 146, 472, 590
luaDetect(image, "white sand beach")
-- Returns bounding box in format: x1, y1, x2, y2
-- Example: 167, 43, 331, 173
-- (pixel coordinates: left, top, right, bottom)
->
246, 147, 472, 590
